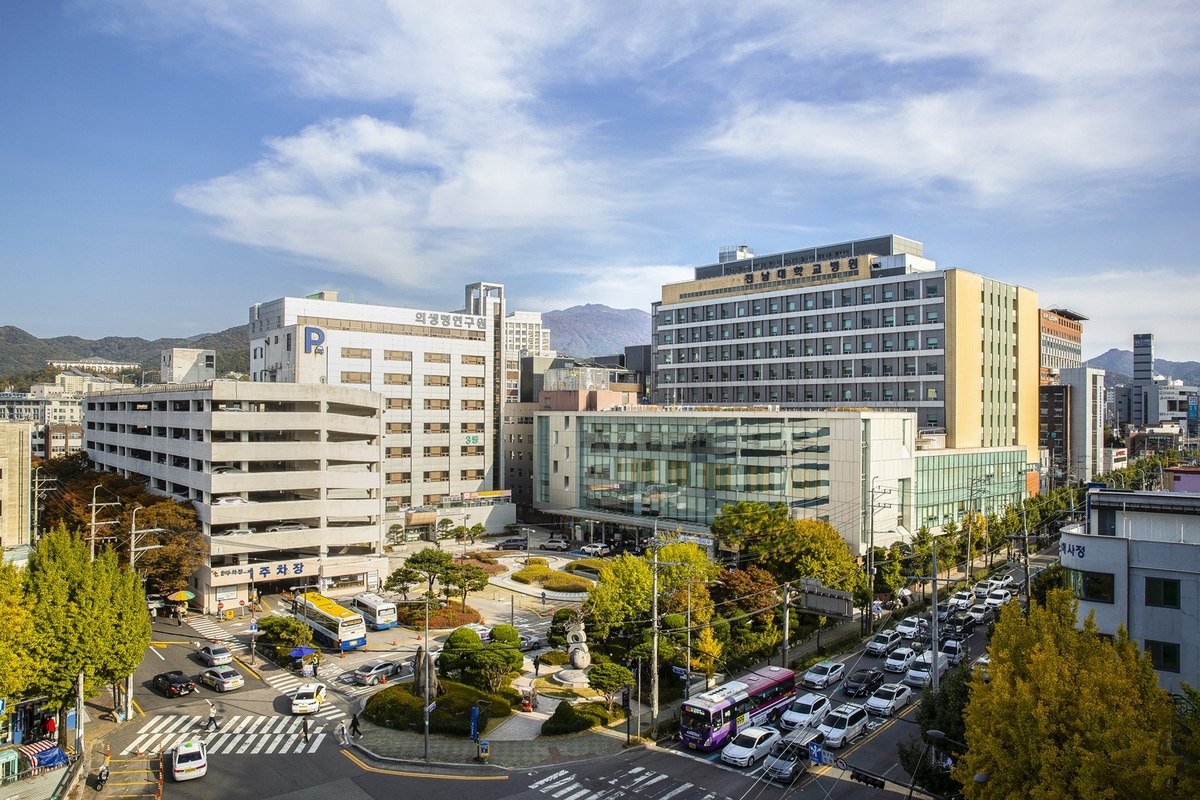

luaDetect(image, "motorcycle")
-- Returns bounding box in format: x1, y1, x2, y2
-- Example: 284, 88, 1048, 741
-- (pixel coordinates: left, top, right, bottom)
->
94, 764, 109, 791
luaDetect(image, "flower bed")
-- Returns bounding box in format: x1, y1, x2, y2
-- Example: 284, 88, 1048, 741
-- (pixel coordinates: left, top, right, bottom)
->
396, 603, 482, 629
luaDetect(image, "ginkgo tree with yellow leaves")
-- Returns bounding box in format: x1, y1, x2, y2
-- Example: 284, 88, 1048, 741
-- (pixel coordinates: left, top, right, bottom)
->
956, 589, 1182, 799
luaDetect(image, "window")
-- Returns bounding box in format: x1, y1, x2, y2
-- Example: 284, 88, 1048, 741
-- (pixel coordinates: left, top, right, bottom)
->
386, 422, 411, 434
461, 399, 484, 410
461, 376, 485, 387
384, 350, 412, 361
926, 311, 939, 323
424, 399, 450, 410
926, 285, 939, 298
424, 352, 451, 363
462, 355, 485, 365
341, 372, 370, 385
926, 388, 938, 400
926, 337, 939, 349
384, 373, 411, 385
843, 342, 853, 353
424, 423, 450, 433
1146, 577, 1181, 609
388, 397, 411, 410
423, 470, 450, 482
424, 375, 450, 386
386, 447, 411, 458
341, 347, 371, 359
462, 446, 485, 456
461, 469, 484, 480
1145, 640, 1180, 673
387, 472, 411, 484
423, 447, 450, 457
863, 341, 873, 352
1066, 569, 1115, 604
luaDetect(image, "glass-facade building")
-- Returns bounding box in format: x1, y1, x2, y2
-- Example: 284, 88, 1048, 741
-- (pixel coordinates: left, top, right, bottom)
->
570, 416, 832, 525
915, 447, 1029, 529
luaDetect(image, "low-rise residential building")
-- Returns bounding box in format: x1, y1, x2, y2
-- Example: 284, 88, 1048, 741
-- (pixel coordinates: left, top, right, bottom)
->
32, 423, 84, 459
1166, 467, 1200, 494
1061, 489, 1200, 692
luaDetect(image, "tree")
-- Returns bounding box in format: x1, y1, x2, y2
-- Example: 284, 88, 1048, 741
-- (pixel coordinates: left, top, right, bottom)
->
0, 560, 36, 703
469, 648, 515, 693
94, 549, 151, 702
385, 566, 422, 600
437, 518, 455, 539
897, 664, 972, 797
878, 543, 907, 596
588, 663, 634, 712
406, 547, 453, 595
439, 626, 483, 680
956, 590, 1181, 799
751, 518, 859, 589
585, 553, 652, 639
656, 542, 721, 595
691, 626, 722, 677
710, 501, 790, 549
486, 624, 525, 671
127, 501, 207, 593
440, 563, 489, 611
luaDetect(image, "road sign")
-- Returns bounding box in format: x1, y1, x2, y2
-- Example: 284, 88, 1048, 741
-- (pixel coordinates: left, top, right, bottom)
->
426, 702, 437, 713
807, 741, 823, 764
240, 600, 245, 606
822, 750, 836, 767
836, 757, 848, 770
217, 602, 224, 610
672, 666, 687, 676
678, 535, 714, 547
0, 699, 5, 715
248, 623, 258, 633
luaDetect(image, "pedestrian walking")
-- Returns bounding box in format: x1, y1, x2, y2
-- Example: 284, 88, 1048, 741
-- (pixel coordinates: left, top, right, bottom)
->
350, 713, 362, 740
336, 720, 349, 746
176, 606, 183, 627
533, 654, 541, 677
302, 717, 309, 743
203, 700, 220, 731
44, 716, 56, 738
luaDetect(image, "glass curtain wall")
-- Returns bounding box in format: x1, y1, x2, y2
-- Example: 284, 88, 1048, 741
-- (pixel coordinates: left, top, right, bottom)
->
577, 416, 831, 525
914, 449, 1027, 528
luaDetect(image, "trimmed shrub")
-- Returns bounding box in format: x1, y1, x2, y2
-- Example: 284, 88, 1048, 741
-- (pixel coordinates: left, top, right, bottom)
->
526, 557, 549, 566
575, 701, 626, 726
538, 649, 570, 666
397, 603, 482, 629
541, 701, 595, 736
542, 573, 592, 593
512, 564, 553, 584
562, 558, 607, 574
365, 681, 511, 736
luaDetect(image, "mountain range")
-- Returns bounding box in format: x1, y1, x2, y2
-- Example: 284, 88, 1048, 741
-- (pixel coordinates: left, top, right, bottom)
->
542, 304, 651, 357
0, 325, 248, 383
1086, 349, 1200, 386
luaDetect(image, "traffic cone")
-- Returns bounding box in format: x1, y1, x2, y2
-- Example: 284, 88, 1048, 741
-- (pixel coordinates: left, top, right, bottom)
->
381, 675, 387, 685
340, 650, 345, 659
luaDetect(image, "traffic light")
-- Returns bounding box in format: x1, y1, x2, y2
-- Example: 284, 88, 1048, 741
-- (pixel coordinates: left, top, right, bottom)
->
621, 685, 631, 711
849, 769, 886, 789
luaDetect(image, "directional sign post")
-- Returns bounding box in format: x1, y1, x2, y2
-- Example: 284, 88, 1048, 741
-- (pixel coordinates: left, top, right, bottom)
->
822, 750, 837, 767
248, 623, 258, 633
807, 741, 823, 764
426, 702, 437, 713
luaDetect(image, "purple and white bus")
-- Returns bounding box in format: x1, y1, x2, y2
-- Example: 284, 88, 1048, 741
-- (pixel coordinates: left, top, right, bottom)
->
679, 666, 796, 750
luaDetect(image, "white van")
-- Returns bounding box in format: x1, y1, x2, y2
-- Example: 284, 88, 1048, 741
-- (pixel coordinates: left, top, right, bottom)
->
903, 652, 949, 688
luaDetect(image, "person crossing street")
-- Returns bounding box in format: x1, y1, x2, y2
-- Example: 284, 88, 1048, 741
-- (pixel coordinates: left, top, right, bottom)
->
336, 720, 349, 746
203, 700, 220, 731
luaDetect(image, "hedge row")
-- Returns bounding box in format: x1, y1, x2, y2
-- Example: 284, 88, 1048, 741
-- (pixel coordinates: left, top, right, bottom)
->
364, 681, 513, 737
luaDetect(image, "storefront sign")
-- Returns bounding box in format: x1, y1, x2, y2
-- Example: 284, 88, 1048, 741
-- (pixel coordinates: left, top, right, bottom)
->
215, 586, 238, 602
462, 490, 511, 500
209, 558, 319, 587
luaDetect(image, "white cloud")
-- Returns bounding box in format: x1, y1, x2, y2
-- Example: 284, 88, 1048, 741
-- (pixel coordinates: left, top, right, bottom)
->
1038, 267, 1200, 362
518, 264, 696, 316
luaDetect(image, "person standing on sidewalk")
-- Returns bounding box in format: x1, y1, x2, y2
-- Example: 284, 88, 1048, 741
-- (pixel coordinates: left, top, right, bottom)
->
203, 700, 220, 731
350, 713, 362, 740
534, 654, 541, 677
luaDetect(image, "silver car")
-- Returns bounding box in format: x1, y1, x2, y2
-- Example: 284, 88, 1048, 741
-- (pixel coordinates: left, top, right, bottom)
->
352, 661, 401, 686
197, 644, 233, 666
865, 683, 912, 716
199, 666, 244, 692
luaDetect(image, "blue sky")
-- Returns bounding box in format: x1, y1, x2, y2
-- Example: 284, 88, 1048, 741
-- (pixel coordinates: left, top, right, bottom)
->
3, 2, 1200, 361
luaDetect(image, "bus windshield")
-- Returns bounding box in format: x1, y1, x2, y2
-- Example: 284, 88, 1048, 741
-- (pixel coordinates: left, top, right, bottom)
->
680, 705, 711, 735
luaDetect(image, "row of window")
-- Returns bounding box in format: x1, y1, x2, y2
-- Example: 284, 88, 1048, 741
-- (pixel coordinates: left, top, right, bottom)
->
661, 283, 942, 323
664, 361, 942, 381
339, 350, 486, 365
382, 446, 486, 458
660, 310, 941, 342
340, 372, 485, 388
660, 336, 943, 364
1067, 570, 1183, 671
386, 469, 484, 483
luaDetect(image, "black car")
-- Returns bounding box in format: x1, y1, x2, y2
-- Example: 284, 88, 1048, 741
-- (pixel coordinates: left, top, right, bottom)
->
154, 670, 196, 697
945, 611, 976, 636
842, 668, 885, 698
494, 537, 527, 550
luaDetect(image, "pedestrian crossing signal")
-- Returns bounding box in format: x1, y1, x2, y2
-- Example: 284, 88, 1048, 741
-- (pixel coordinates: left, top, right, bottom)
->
621, 686, 631, 710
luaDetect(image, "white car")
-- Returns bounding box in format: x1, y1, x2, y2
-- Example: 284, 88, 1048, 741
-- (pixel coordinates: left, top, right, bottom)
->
984, 590, 1012, 610
817, 703, 868, 748
995, 574, 1016, 590
884, 647, 917, 673
940, 638, 969, 666
171, 741, 207, 782
462, 623, 492, 642
972, 581, 993, 599
895, 617, 926, 638
579, 543, 610, 556
949, 591, 973, 609
720, 726, 781, 767
802, 660, 845, 689
210, 466, 245, 475
197, 644, 233, 666
903, 653, 948, 688
290, 683, 328, 714
974, 653, 992, 682
864, 630, 902, 657
968, 603, 994, 625
539, 538, 571, 551
865, 683, 912, 716
212, 496, 252, 506
779, 692, 831, 730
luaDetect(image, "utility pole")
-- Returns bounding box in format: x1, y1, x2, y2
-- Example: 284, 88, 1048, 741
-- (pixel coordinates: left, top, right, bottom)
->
88, 484, 120, 561
423, 594, 431, 761
31, 466, 57, 542
127, 505, 164, 723
685, 580, 692, 700
651, 541, 659, 733
930, 537, 940, 694
781, 583, 790, 668
866, 478, 892, 634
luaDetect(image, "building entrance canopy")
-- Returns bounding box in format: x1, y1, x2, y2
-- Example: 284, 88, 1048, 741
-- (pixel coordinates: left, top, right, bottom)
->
555, 507, 713, 537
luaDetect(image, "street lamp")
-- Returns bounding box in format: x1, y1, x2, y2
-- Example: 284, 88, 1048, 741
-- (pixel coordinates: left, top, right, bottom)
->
127, 505, 165, 722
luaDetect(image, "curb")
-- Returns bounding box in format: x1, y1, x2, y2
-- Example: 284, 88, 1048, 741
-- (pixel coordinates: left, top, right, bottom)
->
350, 733, 652, 773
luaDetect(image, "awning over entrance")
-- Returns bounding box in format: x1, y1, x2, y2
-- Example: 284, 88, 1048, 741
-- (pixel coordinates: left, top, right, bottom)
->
553, 508, 712, 536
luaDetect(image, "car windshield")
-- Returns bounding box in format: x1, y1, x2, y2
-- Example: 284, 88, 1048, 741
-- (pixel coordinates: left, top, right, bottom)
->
790, 700, 813, 715
911, 662, 931, 673
210, 647, 230, 655
875, 688, 897, 700
810, 665, 830, 676
177, 752, 203, 764
872, 635, 889, 644
680, 704, 711, 734
296, 691, 315, 700
890, 650, 909, 660
988, 592, 1005, 600
849, 671, 871, 682
827, 715, 848, 730
732, 733, 758, 748
770, 742, 798, 760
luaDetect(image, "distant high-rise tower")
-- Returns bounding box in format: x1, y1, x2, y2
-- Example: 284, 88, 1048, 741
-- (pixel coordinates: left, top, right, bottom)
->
1132, 333, 1154, 425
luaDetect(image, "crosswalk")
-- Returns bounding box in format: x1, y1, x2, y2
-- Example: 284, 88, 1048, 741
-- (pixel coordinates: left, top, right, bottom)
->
263, 668, 350, 703
187, 616, 249, 654
528, 765, 733, 800
121, 714, 344, 756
